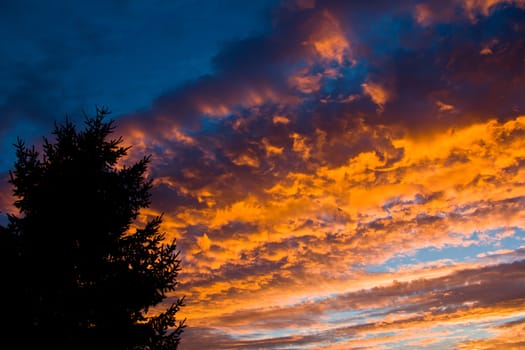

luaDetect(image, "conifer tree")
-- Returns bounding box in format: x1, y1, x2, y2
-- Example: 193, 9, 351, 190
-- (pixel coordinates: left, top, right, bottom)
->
1, 107, 184, 349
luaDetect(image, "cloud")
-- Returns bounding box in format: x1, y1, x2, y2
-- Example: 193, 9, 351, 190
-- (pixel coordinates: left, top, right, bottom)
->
457, 317, 525, 349
361, 81, 390, 112
462, 0, 525, 18
108, 4, 525, 347
196, 233, 212, 252
2, 1, 525, 348
158, 116, 525, 348
180, 260, 525, 349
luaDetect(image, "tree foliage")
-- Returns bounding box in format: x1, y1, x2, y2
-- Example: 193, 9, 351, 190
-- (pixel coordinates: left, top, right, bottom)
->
0, 107, 185, 349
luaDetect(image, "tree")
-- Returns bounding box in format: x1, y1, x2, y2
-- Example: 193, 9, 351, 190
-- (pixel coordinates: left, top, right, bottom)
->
1, 107, 185, 349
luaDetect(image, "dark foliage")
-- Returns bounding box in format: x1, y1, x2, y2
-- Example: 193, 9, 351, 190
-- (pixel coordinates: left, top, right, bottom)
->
0, 107, 185, 349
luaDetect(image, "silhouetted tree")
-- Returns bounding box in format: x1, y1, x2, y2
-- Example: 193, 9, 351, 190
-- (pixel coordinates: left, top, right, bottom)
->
1, 107, 185, 349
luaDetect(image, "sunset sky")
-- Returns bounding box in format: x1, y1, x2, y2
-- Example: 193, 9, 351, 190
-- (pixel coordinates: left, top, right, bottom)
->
2, 0, 525, 349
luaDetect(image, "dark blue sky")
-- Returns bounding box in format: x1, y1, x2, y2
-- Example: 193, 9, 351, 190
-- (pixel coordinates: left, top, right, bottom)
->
1, 0, 278, 170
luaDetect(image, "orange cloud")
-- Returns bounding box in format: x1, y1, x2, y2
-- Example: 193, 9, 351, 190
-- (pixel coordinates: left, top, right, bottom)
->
309, 11, 350, 64
436, 100, 455, 112
288, 70, 322, 94
157, 115, 525, 337
196, 233, 211, 252
414, 4, 434, 25
272, 115, 290, 125
457, 318, 525, 349
462, 0, 525, 18
362, 81, 390, 112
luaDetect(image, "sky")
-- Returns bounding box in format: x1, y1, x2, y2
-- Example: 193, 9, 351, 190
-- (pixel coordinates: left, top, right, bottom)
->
1, 0, 525, 349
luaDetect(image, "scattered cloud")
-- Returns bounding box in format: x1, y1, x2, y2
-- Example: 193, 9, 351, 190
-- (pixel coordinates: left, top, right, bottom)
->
2, 1, 525, 348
